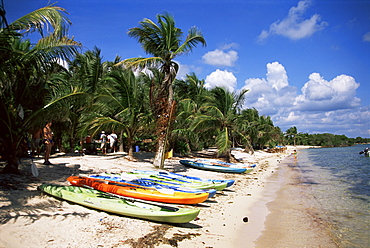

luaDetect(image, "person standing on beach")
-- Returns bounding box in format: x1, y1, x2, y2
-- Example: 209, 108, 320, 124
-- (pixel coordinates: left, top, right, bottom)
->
100, 131, 107, 154
109, 131, 118, 153
293, 149, 297, 161
43, 122, 53, 165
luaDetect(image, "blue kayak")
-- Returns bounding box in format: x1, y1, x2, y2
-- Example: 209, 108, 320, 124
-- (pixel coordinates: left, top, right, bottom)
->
134, 170, 235, 188
89, 174, 217, 198
120, 171, 229, 191
197, 159, 256, 168
180, 160, 253, 174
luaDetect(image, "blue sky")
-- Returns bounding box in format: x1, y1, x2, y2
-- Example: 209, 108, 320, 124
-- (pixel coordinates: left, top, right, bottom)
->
6, 0, 370, 138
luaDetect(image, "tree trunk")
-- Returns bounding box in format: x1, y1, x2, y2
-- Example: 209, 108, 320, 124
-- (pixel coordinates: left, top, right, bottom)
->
128, 145, 134, 159
2, 140, 21, 174
153, 134, 166, 168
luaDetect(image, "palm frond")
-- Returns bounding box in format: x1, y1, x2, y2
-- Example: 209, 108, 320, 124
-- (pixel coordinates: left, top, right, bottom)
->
216, 128, 231, 156
8, 5, 72, 38
117, 57, 163, 70
176, 26, 206, 55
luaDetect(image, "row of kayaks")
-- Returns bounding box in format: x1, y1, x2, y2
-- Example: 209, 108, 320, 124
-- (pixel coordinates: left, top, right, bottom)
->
38, 166, 249, 224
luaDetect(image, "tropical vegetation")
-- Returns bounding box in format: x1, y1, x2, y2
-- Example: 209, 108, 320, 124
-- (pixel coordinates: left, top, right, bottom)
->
0, 4, 368, 174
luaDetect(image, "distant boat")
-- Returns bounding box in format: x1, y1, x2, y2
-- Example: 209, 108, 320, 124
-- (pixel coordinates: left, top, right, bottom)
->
359, 147, 369, 157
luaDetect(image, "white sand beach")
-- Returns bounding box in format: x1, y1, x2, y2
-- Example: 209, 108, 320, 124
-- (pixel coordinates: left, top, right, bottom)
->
0, 146, 334, 248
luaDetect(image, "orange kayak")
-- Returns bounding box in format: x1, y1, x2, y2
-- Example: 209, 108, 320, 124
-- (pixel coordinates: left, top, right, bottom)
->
67, 176, 208, 204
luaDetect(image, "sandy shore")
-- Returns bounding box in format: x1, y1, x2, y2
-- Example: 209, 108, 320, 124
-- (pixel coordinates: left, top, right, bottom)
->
0, 146, 331, 248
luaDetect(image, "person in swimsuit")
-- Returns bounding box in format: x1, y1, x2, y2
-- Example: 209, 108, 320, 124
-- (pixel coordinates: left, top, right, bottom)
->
43, 122, 53, 165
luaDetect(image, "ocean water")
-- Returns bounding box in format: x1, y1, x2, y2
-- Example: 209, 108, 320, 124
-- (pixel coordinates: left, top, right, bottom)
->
297, 144, 370, 248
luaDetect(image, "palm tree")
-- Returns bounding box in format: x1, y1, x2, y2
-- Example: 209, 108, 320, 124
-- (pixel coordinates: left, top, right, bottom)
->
171, 73, 212, 154
121, 13, 206, 168
0, 4, 80, 173
81, 67, 153, 159
173, 72, 210, 104
50, 47, 108, 152
285, 126, 298, 146
191, 87, 249, 160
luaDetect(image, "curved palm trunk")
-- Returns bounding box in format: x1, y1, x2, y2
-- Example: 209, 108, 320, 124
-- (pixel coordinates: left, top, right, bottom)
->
152, 74, 176, 168
153, 99, 175, 168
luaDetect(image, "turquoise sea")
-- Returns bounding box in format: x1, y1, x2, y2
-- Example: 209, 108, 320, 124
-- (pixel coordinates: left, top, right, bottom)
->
297, 144, 370, 247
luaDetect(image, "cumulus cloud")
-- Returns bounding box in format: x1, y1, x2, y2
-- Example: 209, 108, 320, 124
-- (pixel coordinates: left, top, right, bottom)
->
202, 43, 239, 67
295, 73, 361, 111
204, 69, 237, 92
258, 0, 328, 42
176, 62, 203, 80
241, 61, 367, 137
243, 62, 296, 116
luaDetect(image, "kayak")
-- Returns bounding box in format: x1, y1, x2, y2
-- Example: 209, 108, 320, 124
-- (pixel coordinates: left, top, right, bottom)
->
133, 170, 235, 188
180, 160, 253, 174
120, 171, 229, 191
88, 174, 217, 198
67, 176, 209, 204
38, 183, 200, 223
196, 159, 256, 168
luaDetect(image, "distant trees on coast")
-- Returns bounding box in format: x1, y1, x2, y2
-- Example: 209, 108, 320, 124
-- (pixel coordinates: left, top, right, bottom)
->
0, 4, 368, 174
284, 128, 369, 147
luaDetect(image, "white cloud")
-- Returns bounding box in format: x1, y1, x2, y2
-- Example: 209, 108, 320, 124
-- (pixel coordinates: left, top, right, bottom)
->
363, 32, 370, 42
241, 61, 368, 137
266, 62, 289, 91
295, 73, 361, 111
220, 43, 239, 50
176, 62, 203, 80
204, 69, 237, 92
258, 0, 328, 42
202, 49, 238, 67
243, 62, 296, 115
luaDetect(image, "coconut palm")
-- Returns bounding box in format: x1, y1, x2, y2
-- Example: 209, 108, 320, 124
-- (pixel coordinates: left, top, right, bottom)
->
170, 74, 207, 154
0, 5, 80, 173
285, 126, 298, 146
190, 87, 249, 160
81, 67, 153, 159
121, 13, 206, 168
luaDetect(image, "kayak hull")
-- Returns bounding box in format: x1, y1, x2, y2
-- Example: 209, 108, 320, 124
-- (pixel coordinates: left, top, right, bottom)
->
180, 160, 252, 174
123, 171, 228, 191
39, 183, 200, 223
67, 176, 209, 204
132, 170, 234, 189
89, 174, 217, 198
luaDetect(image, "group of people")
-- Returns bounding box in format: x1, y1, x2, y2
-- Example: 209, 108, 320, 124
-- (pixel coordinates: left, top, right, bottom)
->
99, 131, 118, 154
30, 122, 54, 165
30, 125, 120, 165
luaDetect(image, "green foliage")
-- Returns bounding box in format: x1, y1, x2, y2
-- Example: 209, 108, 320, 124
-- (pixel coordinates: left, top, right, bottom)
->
0, 4, 80, 173
283, 127, 364, 147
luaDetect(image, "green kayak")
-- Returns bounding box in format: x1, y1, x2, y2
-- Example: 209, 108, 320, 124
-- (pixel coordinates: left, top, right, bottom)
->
38, 183, 200, 224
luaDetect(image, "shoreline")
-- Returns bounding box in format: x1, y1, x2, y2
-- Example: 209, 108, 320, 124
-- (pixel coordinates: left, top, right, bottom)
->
0, 146, 324, 248
254, 148, 338, 248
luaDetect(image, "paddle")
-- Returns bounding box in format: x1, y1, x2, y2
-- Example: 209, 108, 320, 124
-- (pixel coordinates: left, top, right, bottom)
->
31, 159, 39, 177
19, 104, 39, 178
26, 137, 38, 177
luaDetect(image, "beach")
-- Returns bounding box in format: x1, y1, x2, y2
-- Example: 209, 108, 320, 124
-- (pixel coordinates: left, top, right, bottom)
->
0, 146, 334, 248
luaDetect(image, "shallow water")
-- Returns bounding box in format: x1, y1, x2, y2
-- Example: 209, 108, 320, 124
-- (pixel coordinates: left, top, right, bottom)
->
297, 145, 370, 248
